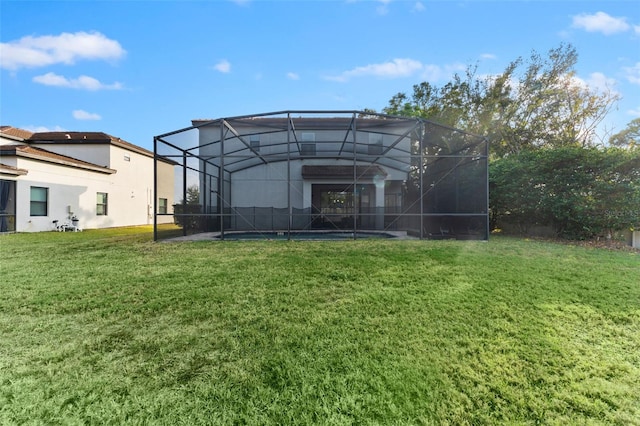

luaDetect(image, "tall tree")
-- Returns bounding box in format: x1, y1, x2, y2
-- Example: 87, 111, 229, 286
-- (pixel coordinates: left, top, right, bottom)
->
609, 118, 640, 148
174, 184, 202, 230
498, 45, 617, 152
381, 44, 620, 158
185, 184, 200, 205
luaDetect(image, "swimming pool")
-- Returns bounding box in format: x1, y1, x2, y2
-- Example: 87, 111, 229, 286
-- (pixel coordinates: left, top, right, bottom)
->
215, 231, 396, 240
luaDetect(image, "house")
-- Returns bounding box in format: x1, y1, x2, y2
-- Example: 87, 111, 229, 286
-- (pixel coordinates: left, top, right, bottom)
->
154, 111, 489, 240
0, 126, 175, 232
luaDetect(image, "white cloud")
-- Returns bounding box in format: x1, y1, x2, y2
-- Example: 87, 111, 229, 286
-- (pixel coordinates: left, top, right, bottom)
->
623, 62, 640, 85
376, 0, 391, 15
584, 72, 618, 93
325, 58, 424, 82
351, 0, 426, 15
627, 107, 640, 117
325, 59, 466, 83
213, 59, 231, 73
480, 53, 497, 60
0, 31, 125, 71
72, 110, 102, 120
565, 72, 615, 89
23, 125, 66, 133
635, 25, 640, 35
570, 72, 619, 97
571, 11, 630, 35
33, 72, 69, 87
286, 72, 300, 80
420, 62, 466, 82
332, 93, 348, 103
33, 72, 123, 90
413, 2, 425, 13
421, 64, 443, 81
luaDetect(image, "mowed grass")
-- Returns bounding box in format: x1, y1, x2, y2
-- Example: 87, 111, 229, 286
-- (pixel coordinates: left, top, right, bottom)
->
1, 228, 639, 425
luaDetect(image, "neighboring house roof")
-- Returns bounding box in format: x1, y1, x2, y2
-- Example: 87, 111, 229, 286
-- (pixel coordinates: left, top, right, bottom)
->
0, 145, 117, 174
28, 131, 157, 159
0, 126, 34, 141
27, 131, 177, 165
0, 163, 29, 176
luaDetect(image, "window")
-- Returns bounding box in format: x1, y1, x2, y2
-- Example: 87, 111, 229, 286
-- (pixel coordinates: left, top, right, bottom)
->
368, 133, 384, 155
30, 186, 48, 216
249, 135, 260, 152
158, 198, 168, 214
124, 154, 131, 162
300, 143, 316, 156
0, 180, 16, 232
97, 192, 108, 216
300, 132, 316, 156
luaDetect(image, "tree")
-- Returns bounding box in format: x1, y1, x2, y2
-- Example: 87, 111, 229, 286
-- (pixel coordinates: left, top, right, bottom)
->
489, 151, 547, 233
490, 146, 640, 239
609, 118, 640, 148
379, 44, 630, 240
185, 184, 200, 205
174, 184, 202, 230
381, 44, 620, 158
383, 73, 480, 130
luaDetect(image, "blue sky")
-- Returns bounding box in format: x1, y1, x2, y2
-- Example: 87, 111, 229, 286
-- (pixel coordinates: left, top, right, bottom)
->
1, 0, 639, 151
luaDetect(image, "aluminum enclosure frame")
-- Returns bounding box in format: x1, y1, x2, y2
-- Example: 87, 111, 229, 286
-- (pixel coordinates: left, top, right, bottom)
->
154, 110, 489, 241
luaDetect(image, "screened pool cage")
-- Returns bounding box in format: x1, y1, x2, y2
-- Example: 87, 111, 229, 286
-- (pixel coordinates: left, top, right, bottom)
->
153, 111, 488, 241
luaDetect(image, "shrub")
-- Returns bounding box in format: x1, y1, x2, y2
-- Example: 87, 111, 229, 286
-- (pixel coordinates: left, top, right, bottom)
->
490, 146, 640, 239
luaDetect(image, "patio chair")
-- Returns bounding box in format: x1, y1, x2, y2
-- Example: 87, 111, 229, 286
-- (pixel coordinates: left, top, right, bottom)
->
53, 219, 82, 232
67, 219, 82, 232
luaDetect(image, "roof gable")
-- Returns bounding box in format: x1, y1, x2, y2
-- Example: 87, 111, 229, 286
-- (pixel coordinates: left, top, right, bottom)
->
0, 126, 34, 141
0, 145, 116, 174
28, 131, 156, 159
0, 163, 29, 176
29, 131, 112, 143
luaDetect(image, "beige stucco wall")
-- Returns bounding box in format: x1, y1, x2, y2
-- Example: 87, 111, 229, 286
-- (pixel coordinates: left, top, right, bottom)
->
229, 159, 406, 210
197, 122, 412, 212
33, 143, 112, 168
156, 160, 175, 224
12, 156, 115, 232
8, 144, 175, 232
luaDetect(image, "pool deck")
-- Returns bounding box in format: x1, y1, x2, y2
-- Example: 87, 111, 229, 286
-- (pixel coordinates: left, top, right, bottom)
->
165, 230, 418, 242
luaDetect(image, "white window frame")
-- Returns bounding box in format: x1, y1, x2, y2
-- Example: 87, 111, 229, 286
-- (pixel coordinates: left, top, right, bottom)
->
300, 132, 316, 156
158, 198, 168, 214
97, 192, 108, 216
368, 133, 384, 155
30, 186, 48, 217
249, 134, 260, 152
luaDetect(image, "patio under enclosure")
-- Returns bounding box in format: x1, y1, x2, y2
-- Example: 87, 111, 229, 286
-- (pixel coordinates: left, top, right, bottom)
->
153, 111, 489, 241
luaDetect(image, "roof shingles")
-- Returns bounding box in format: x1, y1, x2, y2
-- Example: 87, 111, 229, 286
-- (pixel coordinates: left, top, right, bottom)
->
0, 126, 34, 140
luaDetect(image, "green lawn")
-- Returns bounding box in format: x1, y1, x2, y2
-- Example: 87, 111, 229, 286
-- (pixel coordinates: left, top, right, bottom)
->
1, 228, 639, 425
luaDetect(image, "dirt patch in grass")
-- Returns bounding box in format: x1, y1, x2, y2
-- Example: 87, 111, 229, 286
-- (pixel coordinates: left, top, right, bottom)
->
527, 236, 639, 253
